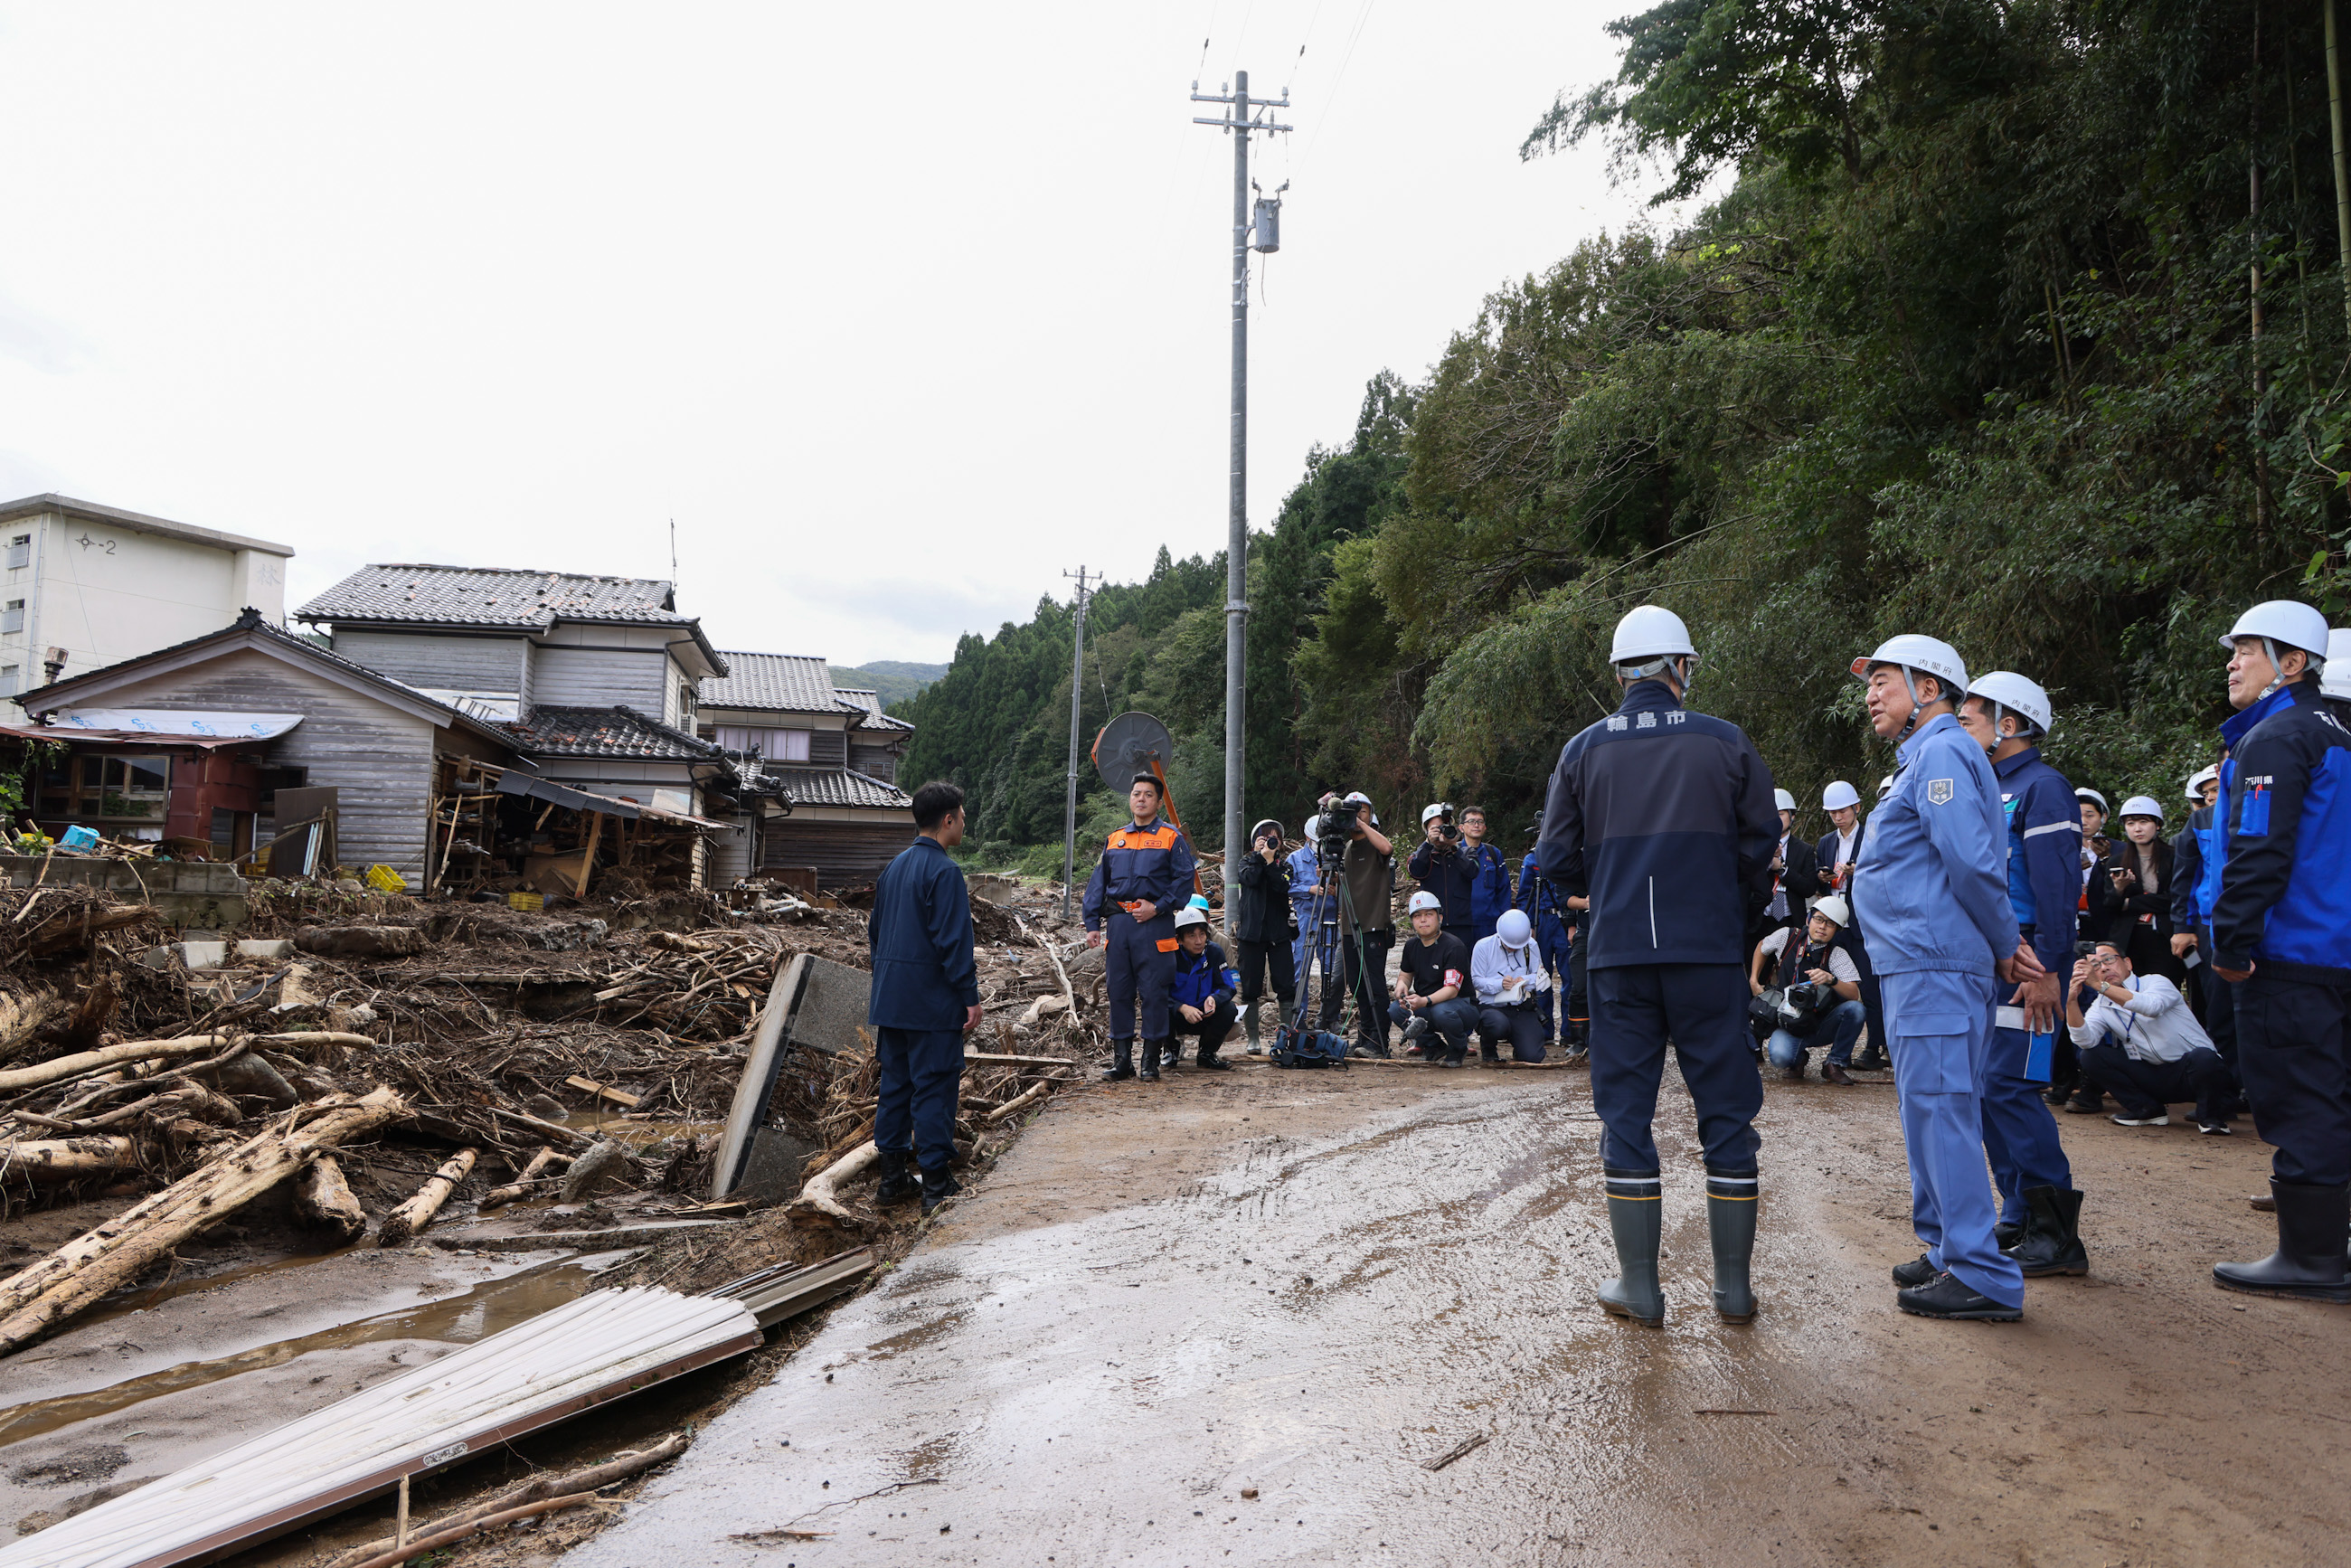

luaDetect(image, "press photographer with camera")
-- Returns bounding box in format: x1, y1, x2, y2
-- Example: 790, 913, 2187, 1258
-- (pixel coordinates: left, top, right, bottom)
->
1230, 817, 1298, 1055
1407, 803, 1478, 948
1749, 896, 1865, 1083
1314, 789, 1395, 1055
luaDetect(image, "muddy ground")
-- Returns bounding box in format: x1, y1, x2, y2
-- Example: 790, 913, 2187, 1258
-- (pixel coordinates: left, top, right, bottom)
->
552, 1063, 2349, 1568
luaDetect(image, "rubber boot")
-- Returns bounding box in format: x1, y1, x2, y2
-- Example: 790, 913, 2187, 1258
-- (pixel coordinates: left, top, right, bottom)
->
2009, 1185, 2088, 1277
919, 1165, 961, 1218
1243, 1004, 1263, 1055
1101, 1039, 1135, 1082
2214, 1181, 2351, 1302
1598, 1170, 1666, 1327
1706, 1172, 1759, 1322
873, 1147, 917, 1205
1138, 1040, 1164, 1082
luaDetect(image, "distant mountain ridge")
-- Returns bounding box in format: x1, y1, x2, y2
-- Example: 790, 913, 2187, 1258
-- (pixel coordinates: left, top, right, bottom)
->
830, 661, 946, 710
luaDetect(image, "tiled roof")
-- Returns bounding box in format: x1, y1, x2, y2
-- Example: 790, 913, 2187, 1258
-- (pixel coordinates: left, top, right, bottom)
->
500, 704, 724, 761
297, 565, 683, 628
770, 768, 912, 809
701, 652, 840, 714
833, 687, 915, 732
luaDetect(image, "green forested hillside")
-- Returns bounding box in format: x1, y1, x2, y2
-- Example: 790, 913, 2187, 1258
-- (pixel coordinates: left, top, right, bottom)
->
910, 0, 2351, 868
830, 661, 945, 708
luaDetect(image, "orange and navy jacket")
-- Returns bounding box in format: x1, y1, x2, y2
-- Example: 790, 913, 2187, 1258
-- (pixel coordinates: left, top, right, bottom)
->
1081, 818, 1197, 930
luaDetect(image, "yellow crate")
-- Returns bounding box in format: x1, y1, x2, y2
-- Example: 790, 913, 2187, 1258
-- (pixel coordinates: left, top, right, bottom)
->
364, 864, 408, 893
507, 891, 545, 912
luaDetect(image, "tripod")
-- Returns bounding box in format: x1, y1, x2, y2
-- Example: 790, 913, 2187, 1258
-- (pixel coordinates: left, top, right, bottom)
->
1287, 840, 1383, 1051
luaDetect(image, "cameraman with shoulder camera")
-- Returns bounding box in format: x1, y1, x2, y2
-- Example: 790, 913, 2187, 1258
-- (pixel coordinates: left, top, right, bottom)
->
1318, 790, 1396, 1056
1231, 818, 1298, 1055
1749, 895, 1865, 1084
1407, 803, 1478, 949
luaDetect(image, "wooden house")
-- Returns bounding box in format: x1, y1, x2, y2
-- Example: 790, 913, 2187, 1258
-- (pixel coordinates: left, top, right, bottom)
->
697, 652, 914, 886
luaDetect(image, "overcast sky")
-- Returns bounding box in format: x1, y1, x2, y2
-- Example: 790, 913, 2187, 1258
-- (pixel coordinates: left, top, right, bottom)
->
0, 3, 1691, 667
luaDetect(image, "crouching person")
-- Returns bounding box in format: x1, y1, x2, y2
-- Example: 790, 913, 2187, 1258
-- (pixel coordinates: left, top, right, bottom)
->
866, 781, 982, 1216
1473, 909, 1551, 1063
2068, 940, 2234, 1132
1167, 906, 1237, 1072
1749, 895, 1866, 1085
1392, 890, 1479, 1065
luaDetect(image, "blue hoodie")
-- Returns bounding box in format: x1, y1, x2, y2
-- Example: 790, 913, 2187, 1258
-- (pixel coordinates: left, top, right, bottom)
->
1851, 713, 2021, 978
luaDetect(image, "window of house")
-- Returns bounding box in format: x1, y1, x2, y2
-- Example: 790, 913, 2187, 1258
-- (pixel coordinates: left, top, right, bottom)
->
678, 684, 695, 723
5, 535, 28, 570
713, 724, 810, 761
0, 666, 16, 695
2, 600, 22, 634
40, 753, 171, 825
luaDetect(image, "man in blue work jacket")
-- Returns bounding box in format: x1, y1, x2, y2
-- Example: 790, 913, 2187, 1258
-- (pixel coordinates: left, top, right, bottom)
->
1459, 807, 1515, 947
867, 780, 983, 1216
1539, 605, 1780, 1327
2205, 601, 2351, 1302
1083, 772, 1197, 1084
1854, 637, 2046, 1321
1958, 672, 2091, 1277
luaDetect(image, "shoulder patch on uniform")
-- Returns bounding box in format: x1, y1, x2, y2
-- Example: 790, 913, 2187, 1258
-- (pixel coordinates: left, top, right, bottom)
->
1926, 778, 1955, 806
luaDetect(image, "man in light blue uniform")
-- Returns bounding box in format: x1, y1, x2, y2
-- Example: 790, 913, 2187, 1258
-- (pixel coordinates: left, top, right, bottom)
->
1958, 671, 2091, 1277
1849, 636, 2046, 1321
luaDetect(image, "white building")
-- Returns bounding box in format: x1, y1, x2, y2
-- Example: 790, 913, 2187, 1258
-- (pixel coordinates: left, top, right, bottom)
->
0, 494, 293, 712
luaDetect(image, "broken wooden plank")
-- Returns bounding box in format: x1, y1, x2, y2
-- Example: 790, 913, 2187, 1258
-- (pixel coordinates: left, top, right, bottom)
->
564, 1073, 641, 1109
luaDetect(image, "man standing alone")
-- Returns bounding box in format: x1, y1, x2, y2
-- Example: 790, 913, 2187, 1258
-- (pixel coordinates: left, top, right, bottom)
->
866, 780, 983, 1217
1539, 605, 1780, 1327
1083, 773, 1197, 1083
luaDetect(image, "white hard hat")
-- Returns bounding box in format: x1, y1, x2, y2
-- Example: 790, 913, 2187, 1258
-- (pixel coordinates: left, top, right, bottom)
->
2220, 600, 2330, 659
1610, 604, 1697, 665
1772, 788, 1796, 812
1497, 909, 1532, 946
1173, 906, 1209, 931
1421, 802, 1451, 826
1851, 634, 1969, 694
1342, 790, 1372, 807
2075, 788, 2108, 813
1812, 893, 1852, 928
1822, 780, 1861, 811
1966, 670, 2053, 738
1406, 890, 1444, 915
2119, 796, 2165, 824
1876, 774, 1894, 800
2186, 765, 2219, 802
2324, 629, 2351, 702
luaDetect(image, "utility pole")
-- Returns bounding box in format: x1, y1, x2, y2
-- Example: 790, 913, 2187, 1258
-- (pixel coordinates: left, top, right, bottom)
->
1191, 70, 1291, 918
1061, 567, 1091, 920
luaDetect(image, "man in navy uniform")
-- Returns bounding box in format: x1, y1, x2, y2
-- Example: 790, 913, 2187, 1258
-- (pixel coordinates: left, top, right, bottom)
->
1957, 671, 2091, 1277
866, 780, 983, 1216
2205, 601, 2351, 1301
1539, 604, 1780, 1327
1854, 637, 2045, 1321
1083, 772, 1197, 1084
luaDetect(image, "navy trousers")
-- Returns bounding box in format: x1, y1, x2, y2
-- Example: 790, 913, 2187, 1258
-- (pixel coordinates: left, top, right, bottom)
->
1981, 1020, 2073, 1226
1477, 1001, 1549, 1063
2236, 971, 2351, 1186
874, 1025, 965, 1175
2078, 1041, 2233, 1123
1884, 968, 2023, 1308
1588, 963, 1761, 1176
1105, 910, 1176, 1043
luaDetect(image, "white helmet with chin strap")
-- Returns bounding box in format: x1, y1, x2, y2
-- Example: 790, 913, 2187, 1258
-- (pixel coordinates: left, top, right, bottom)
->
1611, 605, 1699, 690
1851, 635, 1969, 740
2221, 600, 2331, 700
2323, 628, 2351, 703
1965, 671, 2053, 744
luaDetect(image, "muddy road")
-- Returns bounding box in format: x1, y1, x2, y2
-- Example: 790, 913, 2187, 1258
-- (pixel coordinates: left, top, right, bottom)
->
562, 1065, 2349, 1568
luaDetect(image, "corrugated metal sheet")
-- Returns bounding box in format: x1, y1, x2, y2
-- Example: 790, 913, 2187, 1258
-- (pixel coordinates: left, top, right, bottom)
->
0, 1287, 759, 1568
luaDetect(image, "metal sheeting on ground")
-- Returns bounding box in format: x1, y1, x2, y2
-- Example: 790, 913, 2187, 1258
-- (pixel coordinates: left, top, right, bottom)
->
0, 1286, 759, 1568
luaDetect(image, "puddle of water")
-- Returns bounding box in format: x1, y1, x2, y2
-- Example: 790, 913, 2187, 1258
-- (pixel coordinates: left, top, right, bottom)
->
72, 1247, 372, 1331
0, 1253, 618, 1451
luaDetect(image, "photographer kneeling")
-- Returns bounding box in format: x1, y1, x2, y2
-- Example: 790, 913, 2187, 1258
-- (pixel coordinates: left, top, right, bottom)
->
1390, 891, 1479, 1066
1473, 908, 1551, 1064
1750, 894, 1866, 1085
2067, 939, 2232, 1133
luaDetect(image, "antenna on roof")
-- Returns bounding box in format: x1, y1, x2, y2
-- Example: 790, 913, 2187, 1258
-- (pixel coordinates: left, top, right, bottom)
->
668, 519, 678, 598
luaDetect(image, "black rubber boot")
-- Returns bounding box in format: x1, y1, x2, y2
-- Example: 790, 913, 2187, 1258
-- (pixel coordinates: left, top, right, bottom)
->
2009, 1185, 2089, 1277
1705, 1171, 1759, 1323
1101, 1039, 1135, 1082
1138, 1041, 1164, 1082
873, 1147, 917, 1205
1598, 1170, 1665, 1327
1994, 1219, 2025, 1251
2214, 1181, 2351, 1302
919, 1166, 961, 1218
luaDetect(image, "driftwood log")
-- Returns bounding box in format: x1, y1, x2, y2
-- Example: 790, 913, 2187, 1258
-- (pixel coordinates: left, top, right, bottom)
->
293, 1155, 366, 1242
789, 1140, 879, 1226
0, 1135, 139, 1176
478, 1146, 570, 1212
377, 1148, 477, 1246
984, 1081, 1053, 1123
0, 1087, 406, 1356
0, 1034, 231, 1095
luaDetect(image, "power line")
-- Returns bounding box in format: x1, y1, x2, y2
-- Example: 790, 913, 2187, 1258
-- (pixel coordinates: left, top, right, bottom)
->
1296, 0, 1372, 172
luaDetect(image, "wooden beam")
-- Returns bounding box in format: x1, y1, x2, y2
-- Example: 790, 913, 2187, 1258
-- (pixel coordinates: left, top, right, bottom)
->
573, 809, 605, 898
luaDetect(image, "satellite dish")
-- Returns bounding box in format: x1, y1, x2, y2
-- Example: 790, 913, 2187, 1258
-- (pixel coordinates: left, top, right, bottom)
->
1093, 711, 1174, 795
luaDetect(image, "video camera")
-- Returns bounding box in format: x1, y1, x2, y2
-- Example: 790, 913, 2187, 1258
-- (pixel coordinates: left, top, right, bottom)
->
1310, 795, 1363, 857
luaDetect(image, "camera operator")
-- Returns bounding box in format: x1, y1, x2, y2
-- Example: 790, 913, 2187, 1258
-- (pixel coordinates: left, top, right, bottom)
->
1407, 803, 1478, 949
1319, 789, 1396, 1057
1231, 818, 1298, 1055
1750, 898, 1865, 1083
1285, 830, 1338, 1032
1392, 891, 1479, 1065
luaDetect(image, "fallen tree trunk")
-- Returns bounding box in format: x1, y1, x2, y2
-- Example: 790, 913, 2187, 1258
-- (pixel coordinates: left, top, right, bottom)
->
985, 1080, 1053, 1123
788, 1140, 878, 1226
293, 1155, 365, 1242
479, 1146, 570, 1212
321, 1432, 690, 1568
377, 1147, 477, 1246
0, 1034, 230, 1095
0, 1135, 139, 1176
0, 1087, 406, 1357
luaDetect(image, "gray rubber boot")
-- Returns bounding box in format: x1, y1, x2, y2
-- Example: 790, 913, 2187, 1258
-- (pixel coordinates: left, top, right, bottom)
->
1598, 1170, 1666, 1326
1706, 1170, 1759, 1322
1243, 1004, 1262, 1053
